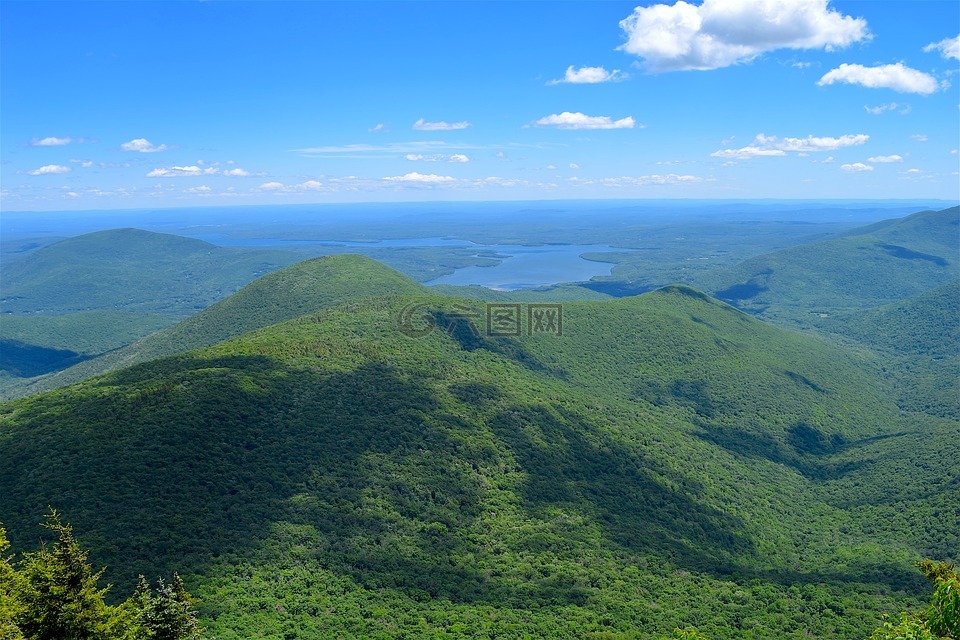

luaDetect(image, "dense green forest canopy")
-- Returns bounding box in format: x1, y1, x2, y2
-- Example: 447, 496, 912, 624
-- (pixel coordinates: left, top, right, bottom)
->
1, 263, 956, 637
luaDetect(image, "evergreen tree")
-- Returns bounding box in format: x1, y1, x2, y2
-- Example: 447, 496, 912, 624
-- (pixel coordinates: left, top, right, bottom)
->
12, 509, 118, 640
0, 526, 25, 640
135, 574, 203, 640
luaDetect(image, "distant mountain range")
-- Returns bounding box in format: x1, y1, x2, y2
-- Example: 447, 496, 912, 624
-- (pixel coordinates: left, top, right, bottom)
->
691, 206, 958, 328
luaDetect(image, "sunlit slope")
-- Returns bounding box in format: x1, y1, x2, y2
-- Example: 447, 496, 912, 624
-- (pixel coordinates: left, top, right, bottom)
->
692, 206, 959, 326
17, 254, 426, 395
1, 282, 954, 638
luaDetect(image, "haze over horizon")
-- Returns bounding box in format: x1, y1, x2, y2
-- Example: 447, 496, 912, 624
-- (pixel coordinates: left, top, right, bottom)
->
2, 0, 958, 212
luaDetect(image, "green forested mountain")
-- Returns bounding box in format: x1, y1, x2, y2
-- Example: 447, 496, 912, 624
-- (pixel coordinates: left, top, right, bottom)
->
0, 228, 306, 316
0, 229, 311, 397
812, 280, 960, 418
10, 255, 425, 398
691, 206, 959, 328
1, 261, 955, 638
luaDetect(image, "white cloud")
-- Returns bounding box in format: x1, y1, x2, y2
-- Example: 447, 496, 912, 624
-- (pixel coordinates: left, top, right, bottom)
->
867, 155, 903, 163
383, 172, 456, 183
31, 136, 73, 146
294, 141, 489, 156
712, 132, 868, 158
906, 168, 921, 174
146, 166, 215, 177
818, 63, 939, 94
841, 162, 873, 172
599, 174, 708, 186
259, 181, 286, 190
912, 134, 929, 142
412, 118, 470, 131
222, 168, 250, 177
569, 163, 580, 170
121, 138, 169, 153
864, 102, 911, 115
767, 133, 869, 151
26, 164, 71, 175
535, 112, 636, 130
619, 0, 869, 72
792, 61, 812, 69
404, 153, 470, 163
550, 65, 625, 84
924, 35, 960, 60
369, 123, 388, 133
711, 146, 787, 160
821, 156, 835, 163
70, 159, 95, 167
299, 180, 324, 191
185, 185, 212, 193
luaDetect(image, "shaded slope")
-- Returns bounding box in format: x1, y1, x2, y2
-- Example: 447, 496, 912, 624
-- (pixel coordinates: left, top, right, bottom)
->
1, 284, 954, 638
692, 206, 959, 326
15, 255, 425, 396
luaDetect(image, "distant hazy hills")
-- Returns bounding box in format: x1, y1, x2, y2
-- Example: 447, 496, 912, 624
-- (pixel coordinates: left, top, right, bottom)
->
692, 206, 959, 327
0, 228, 304, 315
1, 254, 956, 637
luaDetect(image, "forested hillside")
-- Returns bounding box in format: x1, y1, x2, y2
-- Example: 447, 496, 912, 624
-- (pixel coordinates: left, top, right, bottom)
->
691, 207, 959, 329
10, 255, 425, 397
1, 262, 955, 638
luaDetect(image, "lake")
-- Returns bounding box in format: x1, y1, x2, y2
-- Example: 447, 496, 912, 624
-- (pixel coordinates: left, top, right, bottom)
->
184, 234, 624, 290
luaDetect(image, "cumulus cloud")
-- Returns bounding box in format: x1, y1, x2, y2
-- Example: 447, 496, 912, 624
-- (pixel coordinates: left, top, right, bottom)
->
299, 180, 324, 190
26, 164, 71, 175
841, 162, 873, 172
818, 63, 940, 94
222, 168, 251, 177
867, 155, 903, 163
259, 181, 286, 190
864, 102, 911, 115
535, 112, 636, 130
184, 185, 212, 193
121, 138, 169, 153
383, 172, 456, 183
712, 133, 868, 158
412, 118, 470, 131
925, 35, 959, 60
146, 166, 217, 177
619, 0, 869, 72
31, 137, 73, 146
550, 65, 625, 84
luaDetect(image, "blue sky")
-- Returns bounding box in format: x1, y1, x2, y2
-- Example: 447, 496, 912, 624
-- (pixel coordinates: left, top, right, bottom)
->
1, 0, 958, 210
